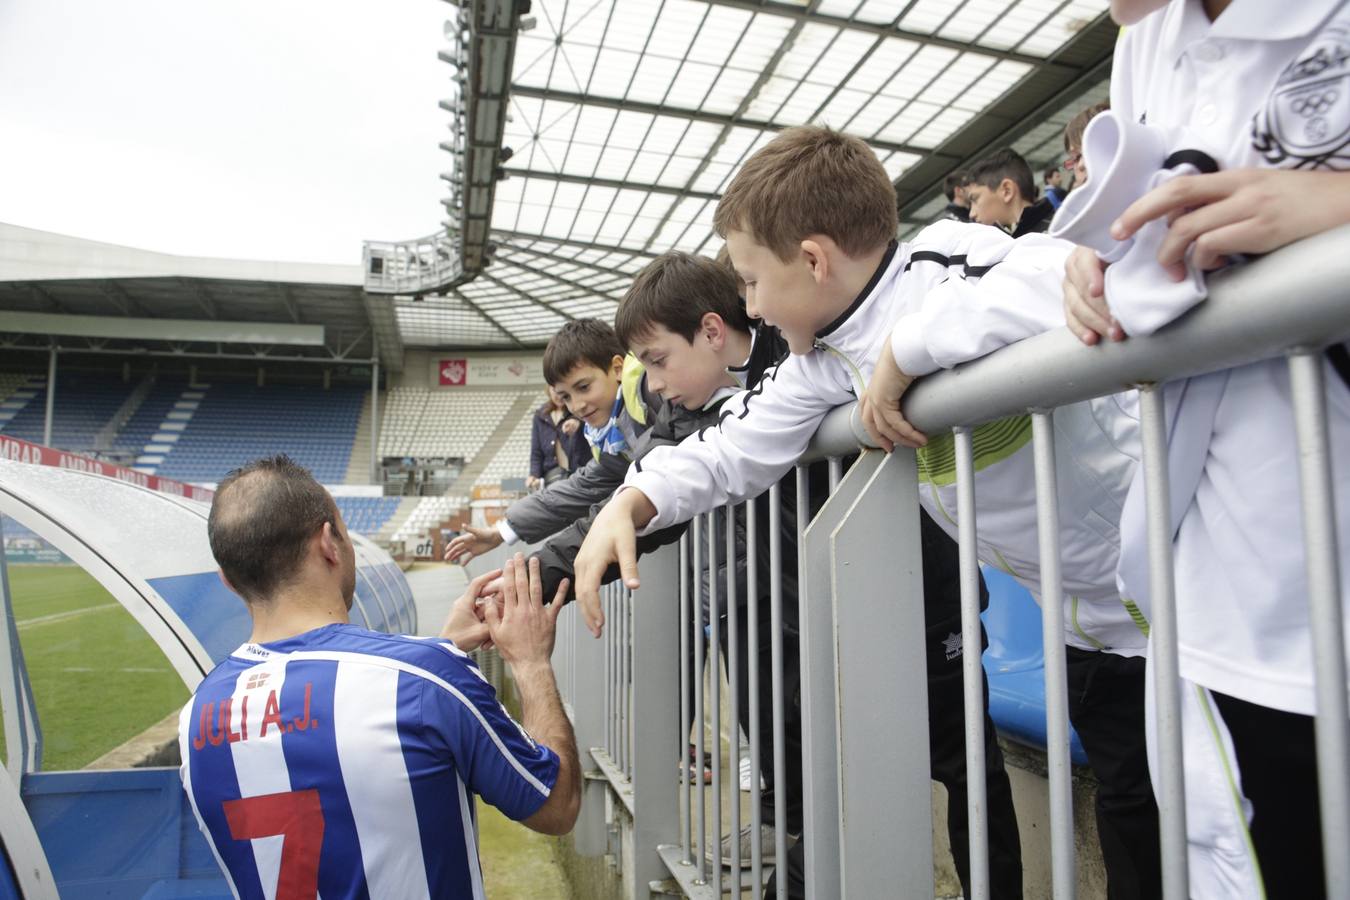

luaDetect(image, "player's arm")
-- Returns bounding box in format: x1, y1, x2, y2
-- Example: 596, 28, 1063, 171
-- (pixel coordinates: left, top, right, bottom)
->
484, 555, 581, 835
574, 358, 842, 636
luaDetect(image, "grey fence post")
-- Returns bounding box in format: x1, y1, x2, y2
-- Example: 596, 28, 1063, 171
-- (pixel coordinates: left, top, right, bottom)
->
799, 452, 883, 897
564, 603, 610, 857
830, 449, 933, 897
628, 542, 681, 894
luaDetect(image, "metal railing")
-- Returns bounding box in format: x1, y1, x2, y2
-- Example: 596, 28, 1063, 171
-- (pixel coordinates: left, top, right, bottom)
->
533, 224, 1350, 899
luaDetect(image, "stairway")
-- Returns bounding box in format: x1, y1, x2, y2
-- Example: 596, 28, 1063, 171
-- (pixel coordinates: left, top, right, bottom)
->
345, 389, 378, 484
375, 496, 422, 544
445, 392, 539, 497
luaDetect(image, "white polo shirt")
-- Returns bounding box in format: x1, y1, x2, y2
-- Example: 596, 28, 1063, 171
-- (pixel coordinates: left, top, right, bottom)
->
1110, 0, 1350, 714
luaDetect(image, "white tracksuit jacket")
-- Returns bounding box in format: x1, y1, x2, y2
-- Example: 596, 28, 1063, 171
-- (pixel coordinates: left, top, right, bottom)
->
626, 221, 1147, 654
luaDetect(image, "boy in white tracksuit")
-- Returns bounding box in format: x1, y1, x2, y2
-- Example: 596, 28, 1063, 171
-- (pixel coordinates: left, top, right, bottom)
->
1059, 1, 1350, 896
574, 126, 1162, 896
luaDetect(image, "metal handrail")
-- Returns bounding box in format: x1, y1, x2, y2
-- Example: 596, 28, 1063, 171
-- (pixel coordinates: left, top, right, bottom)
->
805, 223, 1350, 462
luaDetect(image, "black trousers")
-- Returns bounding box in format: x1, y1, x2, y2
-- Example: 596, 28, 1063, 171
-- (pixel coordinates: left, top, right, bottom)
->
769, 512, 1024, 899
1211, 691, 1325, 900
1065, 647, 1161, 900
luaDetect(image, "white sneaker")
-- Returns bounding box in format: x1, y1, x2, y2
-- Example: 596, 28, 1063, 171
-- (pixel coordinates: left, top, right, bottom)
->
738, 756, 764, 792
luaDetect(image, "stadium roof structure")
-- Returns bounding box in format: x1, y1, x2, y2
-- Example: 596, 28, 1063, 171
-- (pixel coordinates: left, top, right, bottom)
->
0, 223, 402, 371
375, 0, 1119, 348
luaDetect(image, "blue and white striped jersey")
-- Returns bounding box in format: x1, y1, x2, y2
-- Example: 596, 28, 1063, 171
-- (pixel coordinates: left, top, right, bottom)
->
178, 623, 559, 899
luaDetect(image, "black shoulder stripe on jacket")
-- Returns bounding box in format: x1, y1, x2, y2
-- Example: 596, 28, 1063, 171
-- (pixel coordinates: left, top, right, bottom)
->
903, 250, 999, 280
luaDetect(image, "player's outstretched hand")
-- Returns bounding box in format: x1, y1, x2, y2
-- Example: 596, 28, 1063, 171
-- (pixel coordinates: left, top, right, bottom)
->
573, 490, 652, 638
483, 554, 568, 668
439, 567, 503, 650
1063, 245, 1124, 346
860, 337, 926, 452
1111, 169, 1350, 278
444, 524, 504, 565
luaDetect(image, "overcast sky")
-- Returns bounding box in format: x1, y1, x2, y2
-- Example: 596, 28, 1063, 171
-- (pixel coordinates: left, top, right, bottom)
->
0, 0, 451, 265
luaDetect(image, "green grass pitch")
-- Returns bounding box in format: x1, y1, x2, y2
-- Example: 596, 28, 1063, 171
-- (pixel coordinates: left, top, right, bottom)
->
3, 564, 189, 771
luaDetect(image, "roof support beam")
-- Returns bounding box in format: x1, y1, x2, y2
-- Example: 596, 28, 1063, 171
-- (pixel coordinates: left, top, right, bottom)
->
691, 0, 1070, 69
99, 281, 149, 317
894, 36, 1115, 220
642, 0, 819, 251
496, 241, 636, 283
489, 229, 661, 260
502, 167, 720, 201
508, 85, 942, 160
477, 271, 578, 322
275, 284, 302, 323
442, 293, 528, 348
26, 283, 68, 314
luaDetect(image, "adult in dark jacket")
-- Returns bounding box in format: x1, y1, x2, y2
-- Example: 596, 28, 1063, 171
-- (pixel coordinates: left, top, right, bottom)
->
528, 387, 589, 490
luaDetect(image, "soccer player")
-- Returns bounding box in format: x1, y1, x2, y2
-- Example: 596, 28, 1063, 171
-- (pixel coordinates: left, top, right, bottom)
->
179, 455, 580, 898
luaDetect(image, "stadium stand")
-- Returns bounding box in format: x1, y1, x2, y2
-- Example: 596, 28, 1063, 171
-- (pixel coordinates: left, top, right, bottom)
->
473, 409, 533, 486
333, 495, 401, 537
109, 379, 187, 458
377, 387, 534, 460
147, 383, 364, 483
390, 494, 467, 546
0, 374, 135, 453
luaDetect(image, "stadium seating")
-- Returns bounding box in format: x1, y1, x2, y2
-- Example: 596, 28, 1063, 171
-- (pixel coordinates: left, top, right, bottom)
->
0, 374, 135, 453
391, 495, 467, 545
334, 496, 401, 537
109, 380, 187, 457
150, 383, 364, 483
474, 412, 534, 486
378, 387, 537, 460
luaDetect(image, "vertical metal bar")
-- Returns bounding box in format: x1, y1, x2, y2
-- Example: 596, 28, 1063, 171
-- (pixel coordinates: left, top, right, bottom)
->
1288, 352, 1350, 893
747, 500, 764, 890
708, 512, 724, 895
628, 542, 684, 890
680, 534, 693, 865
693, 514, 708, 884
1138, 384, 1190, 899
626, 586, 634, 780
1032, 411, 1076, 898
619, 586, 627, 775
828, 456, 842, 492
769, 484, 788, 900
953, 427, 990, 900
370, 359, 380, 484
726, 504, 742, 879
43, 347, 57, 448
607, 588, 618, 755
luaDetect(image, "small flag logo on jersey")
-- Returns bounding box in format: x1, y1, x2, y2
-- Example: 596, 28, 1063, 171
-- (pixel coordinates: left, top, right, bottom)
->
246, 672, 270, 690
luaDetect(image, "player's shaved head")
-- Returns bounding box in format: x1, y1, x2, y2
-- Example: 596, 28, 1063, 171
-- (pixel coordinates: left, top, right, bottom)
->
208, 454, 342, 604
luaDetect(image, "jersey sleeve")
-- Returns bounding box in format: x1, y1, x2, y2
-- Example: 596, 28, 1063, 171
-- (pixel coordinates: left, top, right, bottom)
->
890, 230, 1072, 375
420, 653, 561, 822
625, 354, 847, 533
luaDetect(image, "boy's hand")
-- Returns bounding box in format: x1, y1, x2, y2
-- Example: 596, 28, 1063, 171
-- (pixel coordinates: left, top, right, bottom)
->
1063, 245, 1124, 346
439, 567, 503, 649
1111, 169, 1350, 278
860, 337, 926, 452
574, 489, 655, 638
444, 524, 504, 565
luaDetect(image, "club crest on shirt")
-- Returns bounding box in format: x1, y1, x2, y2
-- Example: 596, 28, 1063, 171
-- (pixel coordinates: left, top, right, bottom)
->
942, 631, 963, 661
1252, 20, 1350, 169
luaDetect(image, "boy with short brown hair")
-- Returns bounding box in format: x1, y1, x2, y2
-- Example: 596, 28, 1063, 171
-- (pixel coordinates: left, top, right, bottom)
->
577, 124, 1054, 899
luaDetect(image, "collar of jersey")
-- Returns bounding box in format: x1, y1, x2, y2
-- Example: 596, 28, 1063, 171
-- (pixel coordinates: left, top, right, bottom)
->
815, 240, 899, 339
